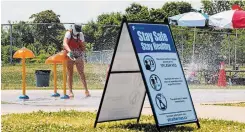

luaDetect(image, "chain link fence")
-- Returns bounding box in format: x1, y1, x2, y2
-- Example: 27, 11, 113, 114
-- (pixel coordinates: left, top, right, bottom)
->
1, 23, 245, 89
1, 23, 244, 65
86, 50, 113, 64
1, 23, 119, 65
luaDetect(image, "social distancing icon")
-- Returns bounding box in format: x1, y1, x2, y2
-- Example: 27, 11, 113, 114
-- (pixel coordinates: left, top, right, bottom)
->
150, 74, 162, 91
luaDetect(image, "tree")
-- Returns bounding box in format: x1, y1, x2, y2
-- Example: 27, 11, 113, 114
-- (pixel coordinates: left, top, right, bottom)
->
162, 2, 192, 18
12, 21, 35, 47
1, 27, 10, 47
83, 20, 98, 46
82, 12, 122, 51
201, 0, 245, 65
230, 0, 245, 9
30, 10, 65, 51
1, 45, 19, 64
1, 21, 35, 48
125, 3, 150, 21
201, 0, 245, 15
94, 12, 122, 50
149, 8, 165, 22
82, 20, 98, 52
201, 0, 231, 15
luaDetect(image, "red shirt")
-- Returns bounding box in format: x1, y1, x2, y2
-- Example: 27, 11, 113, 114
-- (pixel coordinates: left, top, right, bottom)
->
68, 36, 82, 50
65, 30, 84, 50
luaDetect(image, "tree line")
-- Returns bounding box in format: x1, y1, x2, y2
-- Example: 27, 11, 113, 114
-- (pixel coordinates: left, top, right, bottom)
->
1, 0, 245, 67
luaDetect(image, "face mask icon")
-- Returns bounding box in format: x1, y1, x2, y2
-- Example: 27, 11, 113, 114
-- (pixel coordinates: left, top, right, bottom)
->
144, 55, 155, 72
145, 60, 151, 70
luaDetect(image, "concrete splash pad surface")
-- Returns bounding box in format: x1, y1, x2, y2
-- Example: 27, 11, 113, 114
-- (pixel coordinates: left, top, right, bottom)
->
1, 90, 104, 115
1, 90, 151, 114
2, 89, 245, 105
2, 90, 102, 107
2, 89, 245, 123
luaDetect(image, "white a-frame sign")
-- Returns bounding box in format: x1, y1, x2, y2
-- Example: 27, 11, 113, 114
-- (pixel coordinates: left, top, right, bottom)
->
94, 18, 200, 131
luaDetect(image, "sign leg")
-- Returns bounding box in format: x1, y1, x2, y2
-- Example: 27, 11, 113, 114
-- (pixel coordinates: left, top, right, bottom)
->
136, 117, 140, 123
137, 91, 146, 124
94, 122, 97, 128
196, 120, 201, 128
156, 125, 161, 132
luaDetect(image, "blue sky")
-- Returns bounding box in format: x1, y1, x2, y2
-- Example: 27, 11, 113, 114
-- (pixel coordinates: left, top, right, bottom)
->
1, 0, 202, 24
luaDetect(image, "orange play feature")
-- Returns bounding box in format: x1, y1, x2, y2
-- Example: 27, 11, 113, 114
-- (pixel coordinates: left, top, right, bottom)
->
13, 47, 35, 59
13, 47, 35, 99
45, 54, 63, 64
53, 51, 68, 61
46, 50, 69, 99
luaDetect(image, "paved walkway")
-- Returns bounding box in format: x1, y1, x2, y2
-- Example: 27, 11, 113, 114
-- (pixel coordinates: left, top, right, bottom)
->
1, 89, 245, 123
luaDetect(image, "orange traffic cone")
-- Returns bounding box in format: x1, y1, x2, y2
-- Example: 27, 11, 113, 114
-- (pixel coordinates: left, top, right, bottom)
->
217, 62, 227, 87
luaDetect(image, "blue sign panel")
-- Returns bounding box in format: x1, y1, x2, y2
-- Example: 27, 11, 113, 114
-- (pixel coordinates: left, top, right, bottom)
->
129, 24, 176, 53
128, 23, 197, 126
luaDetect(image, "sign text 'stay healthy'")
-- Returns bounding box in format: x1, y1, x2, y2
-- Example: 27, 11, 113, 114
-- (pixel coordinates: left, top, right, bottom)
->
137, 31, 171, 51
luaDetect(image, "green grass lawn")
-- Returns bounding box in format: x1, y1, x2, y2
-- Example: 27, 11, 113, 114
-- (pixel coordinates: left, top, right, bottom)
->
1, 63, 108, 90
1, 101, 9, 104
2, 110, 245, 132
1, 64, 245, 90
203, 102, 245, 107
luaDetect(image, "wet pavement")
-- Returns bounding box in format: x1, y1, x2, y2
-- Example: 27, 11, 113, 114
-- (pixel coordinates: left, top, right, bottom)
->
190, 89, 245, 103
1, 89, 245, 123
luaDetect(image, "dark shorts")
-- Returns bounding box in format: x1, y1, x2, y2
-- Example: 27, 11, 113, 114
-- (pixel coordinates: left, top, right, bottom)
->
69, 49, 85, 61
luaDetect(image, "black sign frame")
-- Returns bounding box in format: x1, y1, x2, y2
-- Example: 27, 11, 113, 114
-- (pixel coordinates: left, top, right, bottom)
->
94, 17, 200, 131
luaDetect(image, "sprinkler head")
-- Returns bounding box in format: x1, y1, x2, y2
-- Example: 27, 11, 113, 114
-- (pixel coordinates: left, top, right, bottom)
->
60, 95, 69, 99
19, 95, 29, 100
51, 93, 60, 97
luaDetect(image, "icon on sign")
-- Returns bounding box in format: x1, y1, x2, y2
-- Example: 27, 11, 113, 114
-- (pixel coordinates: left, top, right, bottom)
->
155, 93, 167, 111
149, 74, 162, 91
143, 55, 156, 72
132, 26, 135, 30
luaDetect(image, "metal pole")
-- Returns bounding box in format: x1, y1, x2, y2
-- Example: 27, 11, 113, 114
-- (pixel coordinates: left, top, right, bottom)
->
1, 23, 241, 35
181, 34, 184, 61
235, 29, 237, 65
102, 51, 104, 64
1, 23, 119, 27
100, 51, 102, 64
63, 60, 67, 96
53, 64, 57, 94
192, 27, 196, 61
22, 58, 26, 95
228, 34, 231, 66
10, 24, 13, 64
